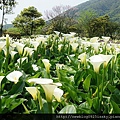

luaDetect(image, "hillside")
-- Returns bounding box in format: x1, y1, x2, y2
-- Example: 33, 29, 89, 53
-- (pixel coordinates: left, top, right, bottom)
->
68, 0, 120, 22
3, 24, 13, 30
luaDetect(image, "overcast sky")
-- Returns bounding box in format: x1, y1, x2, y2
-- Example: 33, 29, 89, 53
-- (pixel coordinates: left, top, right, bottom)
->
0, 0, 88, 24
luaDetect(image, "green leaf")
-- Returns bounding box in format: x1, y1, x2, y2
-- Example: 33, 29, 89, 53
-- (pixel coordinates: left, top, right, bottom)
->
83, 74, 92, 91
63, 83, 78, 101
87, 97, 93, 108
111, 100, 120, 114
1, 94, 26, 113
9, 98, 26, 111
74, 70, 86, 86
59, 105, 76, 113
22, 103, 30, 114
107, 83, 116, 93
8, 80, 25, 95
78, 107, 95, 114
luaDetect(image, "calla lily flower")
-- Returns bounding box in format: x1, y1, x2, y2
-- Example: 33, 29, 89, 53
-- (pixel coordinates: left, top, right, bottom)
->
25, 87, 38, 100
36, 37, 47, 43
6, 71, 23, 83
14, 42, 25, 55
90, 37, 99, 43
17, 57, 27, 64
115, 48, 120, 54
102, 36, 110, 43
78, 52, 87, 64
53, 88, 63, 102
81, 41, 91, 47
0, 42, 6, 52
70, 43, 79, 52
42, 59, 51, 74
30, 41, 39, 50
58, 44, 63, 52
28, 78, 53, 84
41, 82, 62, 102
67, 54, 75, 63
56, 64, 64, 70
32, 64, 39, 71
3, 46, 13, 57
41, 84, 57, 102
0, 76, 5, 89
0, 76, 5, 84
28, 78, 63, 102
23, 47, 34, 57
10, 51, 18, 60
90, 43, 100, 53
89, 55, 104, 73
99, 54, 113, 67
106, 44, 112, 51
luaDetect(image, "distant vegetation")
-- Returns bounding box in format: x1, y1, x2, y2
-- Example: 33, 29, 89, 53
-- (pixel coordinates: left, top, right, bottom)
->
1, 0, 120, 40
70, 0, 120, 22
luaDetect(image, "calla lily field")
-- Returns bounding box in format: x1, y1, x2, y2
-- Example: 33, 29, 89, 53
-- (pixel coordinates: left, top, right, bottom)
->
0, 33, 120, 114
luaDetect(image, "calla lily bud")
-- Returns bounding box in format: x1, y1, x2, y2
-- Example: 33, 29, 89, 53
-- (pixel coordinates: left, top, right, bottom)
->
6, 34, 10, 49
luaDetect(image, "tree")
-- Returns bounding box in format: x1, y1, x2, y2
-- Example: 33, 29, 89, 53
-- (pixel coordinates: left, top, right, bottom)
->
44, 5, 76, 35
0, 0, 16, 36
89, 15, 120, 38
77, 9, 97, 37
12, 6, 45, 36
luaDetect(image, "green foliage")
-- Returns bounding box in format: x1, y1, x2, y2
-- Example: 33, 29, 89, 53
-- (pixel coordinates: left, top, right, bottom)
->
12, 6, 45, 36
0, 0, 16, 36
70, 0, 120, 23
88, 15, 120, 38
59, 105, 76, 113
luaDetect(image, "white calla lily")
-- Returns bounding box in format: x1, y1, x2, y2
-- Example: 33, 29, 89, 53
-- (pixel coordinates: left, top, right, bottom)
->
23, 47, 34, 57
99, 54, 113, 67
78, 52, 87, 64
102, 36, 110, 43
89, 55, 104, 73
30, 41, 39, 50
70, 43, 78, 52
25, 87, 38, 100
56, 64, 64, 70
90, 43, 100, 53
58, 44, 63, 52
28, 78, 53, 84
90, 37, 99, 43
14, 42, 25, 55
10, 51, 18, 60
0, 76, 5, 89
42, 59, 51, 74
6, 71, 23, 83
0, 42, 6, 52
41, 84, 57, 102
53, 88, 63, 102
17, 57, 27, 64
28, 78, 63, 102
32, 64, 39, 71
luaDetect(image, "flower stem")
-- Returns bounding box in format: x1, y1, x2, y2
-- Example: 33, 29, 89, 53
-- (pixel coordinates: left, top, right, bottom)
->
48, 102, 52, 113
97, 73, 100, 113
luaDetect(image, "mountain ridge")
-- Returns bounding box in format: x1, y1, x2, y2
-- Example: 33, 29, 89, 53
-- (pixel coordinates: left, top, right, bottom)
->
69, 0, 120, 22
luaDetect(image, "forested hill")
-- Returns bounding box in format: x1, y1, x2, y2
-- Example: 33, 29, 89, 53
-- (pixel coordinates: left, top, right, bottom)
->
69, 0, 120, 22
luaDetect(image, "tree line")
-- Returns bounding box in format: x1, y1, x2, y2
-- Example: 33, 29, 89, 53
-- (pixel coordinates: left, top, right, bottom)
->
0, 0, 120, 39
